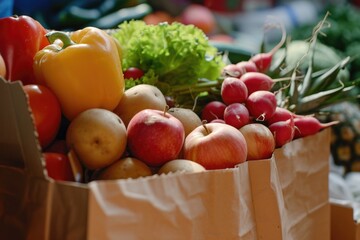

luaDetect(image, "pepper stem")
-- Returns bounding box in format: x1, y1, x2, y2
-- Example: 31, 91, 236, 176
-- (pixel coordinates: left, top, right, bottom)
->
46, 31, 75, 49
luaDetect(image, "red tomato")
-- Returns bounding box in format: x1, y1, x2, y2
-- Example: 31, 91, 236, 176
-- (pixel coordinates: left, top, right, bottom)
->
45, 139, 68, 154
23, 84, 62, 149
123, 67, 144, 80
43, 152, 74, 181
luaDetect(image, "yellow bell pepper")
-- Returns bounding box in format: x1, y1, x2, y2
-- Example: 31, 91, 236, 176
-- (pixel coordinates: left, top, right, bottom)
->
33, 27, 124, 120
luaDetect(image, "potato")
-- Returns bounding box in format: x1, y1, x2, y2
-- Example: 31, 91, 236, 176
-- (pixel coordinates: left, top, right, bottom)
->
66, 108, 127, 170
158, 159, 206, 174
168, 107, 202, 137
96, 157, 152, 180
113, 84, 167, 126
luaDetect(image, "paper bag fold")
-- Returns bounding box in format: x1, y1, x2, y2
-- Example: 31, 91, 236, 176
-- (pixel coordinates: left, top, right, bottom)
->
88, 165, 257, 240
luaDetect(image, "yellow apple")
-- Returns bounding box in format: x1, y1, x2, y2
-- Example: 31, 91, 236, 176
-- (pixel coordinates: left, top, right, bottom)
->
66, 108, 127, 170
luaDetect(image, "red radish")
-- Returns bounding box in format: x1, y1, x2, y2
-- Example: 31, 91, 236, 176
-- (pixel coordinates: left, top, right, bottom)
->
236, 61, 258, 74
250, 22, 286, 73
246, 90, 277, 121
223, 103, 250, 129
239, 72, 275, 95
201, 100, 227, 122
239, 123, 275, 160
123, 67, 144, 79
165, 96, 175, 108
221, 77, 248, 105
293, 116, 339, 139
211, 119, 225, 123
268, 118, 295, 148
222, 64, 243, 78
266, 107, 294, 125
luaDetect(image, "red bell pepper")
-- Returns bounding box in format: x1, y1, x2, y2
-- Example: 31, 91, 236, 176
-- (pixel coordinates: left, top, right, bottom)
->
0, 15, 49, 85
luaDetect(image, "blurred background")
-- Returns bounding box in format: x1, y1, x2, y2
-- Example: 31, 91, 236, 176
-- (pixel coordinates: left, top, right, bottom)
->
1, 0, 359, 55
2, 0, 359, 76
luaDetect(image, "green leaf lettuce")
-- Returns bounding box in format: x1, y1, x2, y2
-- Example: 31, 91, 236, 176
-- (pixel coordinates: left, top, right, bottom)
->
113, 20, 225, 93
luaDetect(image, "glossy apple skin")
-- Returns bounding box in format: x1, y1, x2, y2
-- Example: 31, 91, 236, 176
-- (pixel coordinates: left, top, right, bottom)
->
127, 109, 185, 167
183, 123, 247, 170
239, 123, 275, 160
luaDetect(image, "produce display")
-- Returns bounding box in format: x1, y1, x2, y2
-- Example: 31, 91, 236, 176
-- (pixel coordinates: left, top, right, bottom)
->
0, 11, 358, 182
290, 4, 360, 173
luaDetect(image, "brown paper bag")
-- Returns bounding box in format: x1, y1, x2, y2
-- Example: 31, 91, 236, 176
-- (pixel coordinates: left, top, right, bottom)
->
0, 166, 27, 240
0, 78, 331, 239
87, 165, 257, 240
248, 158, 284, 240
274, 129, 331, 240
0, 78, 29, 240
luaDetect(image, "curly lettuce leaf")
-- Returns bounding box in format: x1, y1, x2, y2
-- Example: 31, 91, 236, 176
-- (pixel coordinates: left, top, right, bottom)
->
124, 69, 158, 89
113, 20, 224, 91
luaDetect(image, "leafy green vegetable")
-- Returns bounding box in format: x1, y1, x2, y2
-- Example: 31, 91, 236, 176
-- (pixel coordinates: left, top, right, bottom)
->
290, 4, 360, 80
112, 20, 225, 94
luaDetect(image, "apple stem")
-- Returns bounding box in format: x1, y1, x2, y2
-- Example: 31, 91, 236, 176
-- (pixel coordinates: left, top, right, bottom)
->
202, 120, 210, 134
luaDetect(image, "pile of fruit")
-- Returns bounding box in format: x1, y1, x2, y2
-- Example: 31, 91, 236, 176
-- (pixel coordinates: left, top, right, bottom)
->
1, 13, 358, 182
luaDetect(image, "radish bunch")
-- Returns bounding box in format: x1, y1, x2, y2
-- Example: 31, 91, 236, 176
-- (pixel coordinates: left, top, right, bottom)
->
198, 20, 340, 159
200, 59, 338, 151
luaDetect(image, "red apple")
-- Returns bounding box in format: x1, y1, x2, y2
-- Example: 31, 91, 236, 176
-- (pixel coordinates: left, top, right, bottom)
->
183, 122, 247, 170
127, 109, 185, 167
239, 123, 275, 160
